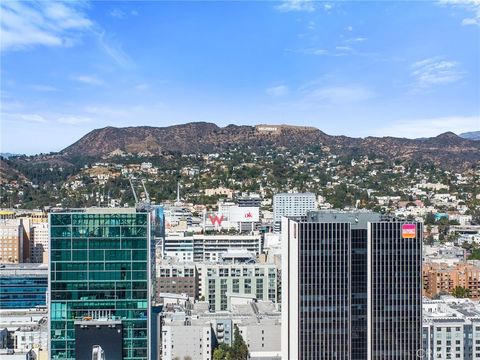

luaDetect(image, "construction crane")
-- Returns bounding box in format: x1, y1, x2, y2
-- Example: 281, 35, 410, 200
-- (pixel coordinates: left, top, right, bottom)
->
129, 176, 152, 211
129, 177, 139, 204
141, 179, 151, 204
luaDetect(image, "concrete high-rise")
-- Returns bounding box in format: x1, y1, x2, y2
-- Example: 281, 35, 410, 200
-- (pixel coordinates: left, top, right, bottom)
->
49, 208, 160, 360
281, 211, 422, 360
0, 218, 30, 263
273, 192, 316, 232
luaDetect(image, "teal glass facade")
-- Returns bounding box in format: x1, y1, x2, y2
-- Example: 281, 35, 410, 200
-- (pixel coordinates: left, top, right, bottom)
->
49, 212, 150, 360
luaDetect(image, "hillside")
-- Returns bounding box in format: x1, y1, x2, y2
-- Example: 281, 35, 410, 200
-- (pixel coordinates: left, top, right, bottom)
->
58, 122, 480, 171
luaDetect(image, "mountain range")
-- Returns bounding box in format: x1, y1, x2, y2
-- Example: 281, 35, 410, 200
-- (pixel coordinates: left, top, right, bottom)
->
5, 122, 480, 172
459, 131, 480, 141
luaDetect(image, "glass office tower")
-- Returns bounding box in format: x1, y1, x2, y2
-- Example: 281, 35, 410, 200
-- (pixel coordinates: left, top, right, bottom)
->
281, 211, 422, 360
49, 209, 151, 360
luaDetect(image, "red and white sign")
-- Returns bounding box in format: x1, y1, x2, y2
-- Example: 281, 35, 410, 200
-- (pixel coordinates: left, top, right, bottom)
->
229, 207, 260, 222
402, 224, 416, 238
208, 214, 225, 226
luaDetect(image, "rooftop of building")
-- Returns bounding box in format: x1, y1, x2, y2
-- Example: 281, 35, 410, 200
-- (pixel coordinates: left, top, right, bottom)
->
0, 263, 48, 276
273, 192, 316, 198
162, 300, 281, 327
423, 296, 480, 324
50, 207, 138, 214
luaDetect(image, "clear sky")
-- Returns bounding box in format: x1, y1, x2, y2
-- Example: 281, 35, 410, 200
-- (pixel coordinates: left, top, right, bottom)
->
1, 0, 479, 154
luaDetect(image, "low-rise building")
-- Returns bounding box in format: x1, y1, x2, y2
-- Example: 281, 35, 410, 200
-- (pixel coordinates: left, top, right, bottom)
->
0, 264, 48, 309
197, 263, 278, 311
157, 263, 198, 300
0, 307, 48, 356
159, 300, 281, 360
423, 296, 480, 360
423, 262, 480, 299
162, 233, 263, 263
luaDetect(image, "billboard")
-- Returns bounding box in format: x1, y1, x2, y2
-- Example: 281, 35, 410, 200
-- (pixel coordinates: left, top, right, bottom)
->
229, 207, 260, 222
208, 214, 225, 226
402, 224, 416, 238
75, 322, 123, 360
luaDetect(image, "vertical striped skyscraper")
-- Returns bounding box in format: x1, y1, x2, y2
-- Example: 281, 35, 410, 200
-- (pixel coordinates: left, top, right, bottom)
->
281, 211, 422, 360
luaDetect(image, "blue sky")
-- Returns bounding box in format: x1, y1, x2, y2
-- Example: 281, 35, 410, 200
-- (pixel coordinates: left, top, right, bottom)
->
1, 0, 479, 154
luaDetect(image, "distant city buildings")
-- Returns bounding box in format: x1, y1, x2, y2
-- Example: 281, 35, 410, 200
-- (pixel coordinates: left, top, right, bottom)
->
0, 158, 478, 360
0, 211, 49, 264
30, 222, 49, 264
157, 263, 198, 300
282, 210, 423, 359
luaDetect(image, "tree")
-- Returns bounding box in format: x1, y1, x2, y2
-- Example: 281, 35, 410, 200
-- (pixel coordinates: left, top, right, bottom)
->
425, 212, 436, 225
452, 286, 471, 298
212, 326, 249, 360
231, 325, 249, 360
213, 344, 230, 360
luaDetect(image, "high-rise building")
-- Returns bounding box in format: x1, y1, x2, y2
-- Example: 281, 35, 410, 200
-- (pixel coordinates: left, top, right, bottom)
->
49, 208, 157, 360
0, 218, 30, 263
30, 222, 49, 264
281, 211, 422, 360
273, 192, 317, 232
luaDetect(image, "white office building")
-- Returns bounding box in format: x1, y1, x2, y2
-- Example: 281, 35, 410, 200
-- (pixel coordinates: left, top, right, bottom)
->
423, 296, 480, 360
162, 233, 262, 263
273, 193, 316, 232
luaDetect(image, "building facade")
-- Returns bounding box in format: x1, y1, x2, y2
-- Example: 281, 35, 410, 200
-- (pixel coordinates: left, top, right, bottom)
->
0, 218, 30, 263
273, 193, 317, 232
157, 263, 198, 300
49, 209, 152, 360
0, 264, 48, 309
160, 300, 281, 360
422, 297, 480, 360
197, 263, 278, 311
368, 221, 423, 359
162, 234, 262, 263
281, 211, 423, 360
30, 222, 49, 264
423, 262, 480, 299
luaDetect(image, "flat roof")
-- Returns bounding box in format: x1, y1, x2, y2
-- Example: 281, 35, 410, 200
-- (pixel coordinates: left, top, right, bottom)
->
0, 263, 48, 277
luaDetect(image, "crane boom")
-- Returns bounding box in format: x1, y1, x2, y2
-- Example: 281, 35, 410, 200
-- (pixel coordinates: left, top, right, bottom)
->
129, 178, 139, 204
